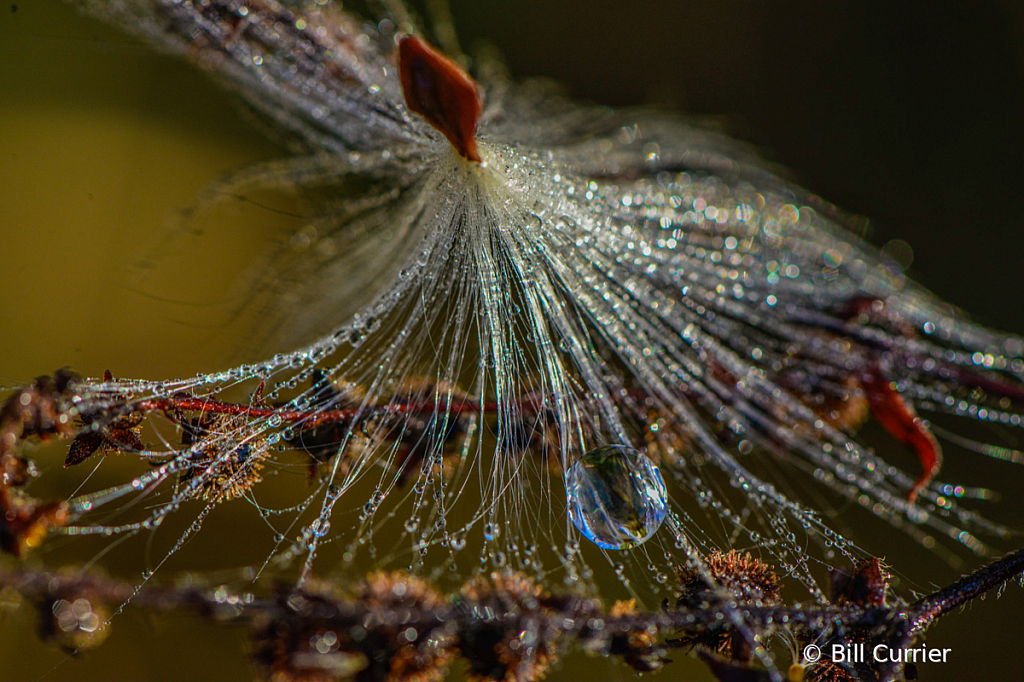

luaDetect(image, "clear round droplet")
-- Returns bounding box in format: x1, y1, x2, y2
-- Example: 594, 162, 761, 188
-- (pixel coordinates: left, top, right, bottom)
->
566, 445, 668, 550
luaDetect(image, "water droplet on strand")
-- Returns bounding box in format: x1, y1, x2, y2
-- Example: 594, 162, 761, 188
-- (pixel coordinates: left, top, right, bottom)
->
566, 445, 668, 550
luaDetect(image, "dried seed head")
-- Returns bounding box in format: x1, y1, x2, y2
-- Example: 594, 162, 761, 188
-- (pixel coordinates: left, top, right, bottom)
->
179, 414, 272, 502
673, 551, 780, 660
459, 571, 547, 610
10, 1, 1024, 679
250, 617, 367, 682
800, 560, 895, 682
459, 572, 559, 682
677, 550, 781, 609
358, 571, 453, 682
252, 573, 452, 682
359, 570, 446, 611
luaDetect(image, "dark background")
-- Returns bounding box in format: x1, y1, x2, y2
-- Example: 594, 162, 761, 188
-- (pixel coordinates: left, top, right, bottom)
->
1, 1, 1023, 680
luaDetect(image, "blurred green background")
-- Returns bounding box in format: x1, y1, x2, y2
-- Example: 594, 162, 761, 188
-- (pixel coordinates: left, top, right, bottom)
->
1, 1, 1024, 680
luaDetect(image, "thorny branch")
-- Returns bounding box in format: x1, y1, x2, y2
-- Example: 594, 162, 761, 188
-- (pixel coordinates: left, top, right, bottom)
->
1, 551, 1022, 682
1, 372, 1023, 681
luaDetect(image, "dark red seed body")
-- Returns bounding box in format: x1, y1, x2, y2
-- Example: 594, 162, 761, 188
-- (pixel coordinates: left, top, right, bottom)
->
398, 35, 482, 162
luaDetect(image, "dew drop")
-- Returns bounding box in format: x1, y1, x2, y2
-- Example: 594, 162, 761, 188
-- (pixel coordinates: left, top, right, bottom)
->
565, 445, 668, 550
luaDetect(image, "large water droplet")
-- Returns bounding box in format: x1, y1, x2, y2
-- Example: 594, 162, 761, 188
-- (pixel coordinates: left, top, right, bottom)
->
566, 445, 667, 550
